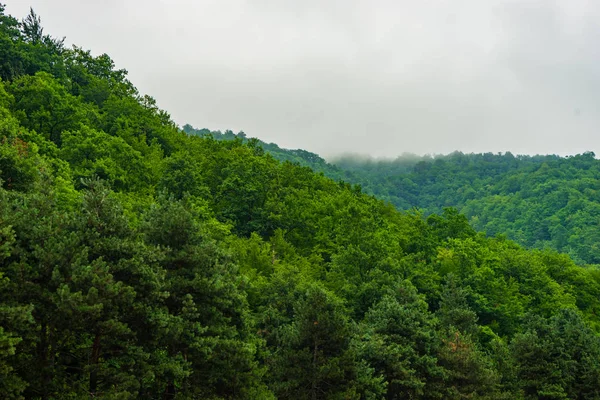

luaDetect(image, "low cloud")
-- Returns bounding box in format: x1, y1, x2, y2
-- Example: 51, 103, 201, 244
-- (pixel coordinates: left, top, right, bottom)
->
8, 0, 600, 157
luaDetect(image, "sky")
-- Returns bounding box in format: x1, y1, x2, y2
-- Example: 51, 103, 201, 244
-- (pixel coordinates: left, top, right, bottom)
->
7, 0, 600, 158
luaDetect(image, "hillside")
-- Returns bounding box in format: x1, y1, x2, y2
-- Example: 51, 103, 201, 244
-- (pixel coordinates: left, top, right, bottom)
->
183, 126, 600, 266
2, 7, 600, 399
331, 152, 600, 265
182, 124, 348, 180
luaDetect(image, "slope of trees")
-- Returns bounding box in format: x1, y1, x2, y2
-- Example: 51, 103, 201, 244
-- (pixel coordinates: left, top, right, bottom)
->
2, 6, 600, 399
182, 125, 347, 180
184, 125, 600, 266
329, 152, 600, 265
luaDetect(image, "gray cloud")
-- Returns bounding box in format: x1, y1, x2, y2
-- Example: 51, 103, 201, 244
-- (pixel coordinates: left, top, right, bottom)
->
7, 0, 600, 157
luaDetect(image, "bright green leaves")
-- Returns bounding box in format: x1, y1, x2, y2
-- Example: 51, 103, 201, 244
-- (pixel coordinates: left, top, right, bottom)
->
3, 4, 600, 398
158, 151, 208, 200
0, 87, 44, 191
64, 47, 133, 107
61, 127, 152, 191
427, 207, 477, 242
7, 72, 94, 145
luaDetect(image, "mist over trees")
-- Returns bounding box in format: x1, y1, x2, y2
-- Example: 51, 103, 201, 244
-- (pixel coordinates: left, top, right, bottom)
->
324, 151, 600, 266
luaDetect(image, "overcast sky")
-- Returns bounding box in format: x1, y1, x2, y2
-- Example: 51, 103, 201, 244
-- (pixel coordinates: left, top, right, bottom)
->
7, 0, 600, 158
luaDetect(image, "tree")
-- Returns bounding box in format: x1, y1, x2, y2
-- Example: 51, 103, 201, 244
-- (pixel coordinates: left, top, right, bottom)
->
61, 127, 152, 191
437, 274, 479, 337
8, 72, 92, 145
436, 275, 501, 399
143, 195, 268, 398
268, 284, 384, 399
356, 281, 443, 399
21, 8, 43, 45
0, 188, 31, 398
511, 309, 600, 399
0, 4, 24, 80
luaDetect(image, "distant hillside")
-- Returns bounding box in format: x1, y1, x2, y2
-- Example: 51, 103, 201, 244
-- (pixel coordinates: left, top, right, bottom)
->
183, 125, 600, 265
182, 124, 348, 179
331, 151, 600, 265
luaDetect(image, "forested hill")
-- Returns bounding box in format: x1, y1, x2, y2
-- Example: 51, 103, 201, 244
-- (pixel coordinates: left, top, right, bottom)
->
332, 152, 600, 265
4, 6, 600, 399
183, 125, 600, 266
182, 124, 347, 179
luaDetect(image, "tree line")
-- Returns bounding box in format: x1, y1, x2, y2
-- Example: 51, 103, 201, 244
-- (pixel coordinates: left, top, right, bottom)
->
186, 125, 600, 266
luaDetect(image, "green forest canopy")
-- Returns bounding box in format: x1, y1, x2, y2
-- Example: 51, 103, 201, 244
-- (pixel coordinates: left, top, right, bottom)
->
184, 126, 600, 266
2, 6, 600, 399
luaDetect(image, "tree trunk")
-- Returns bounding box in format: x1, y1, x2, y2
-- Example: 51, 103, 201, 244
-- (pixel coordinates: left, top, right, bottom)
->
40, 321, 49, 400
312, 339, 318, 400
163, 381, 176, 399
89, 331, 101, 395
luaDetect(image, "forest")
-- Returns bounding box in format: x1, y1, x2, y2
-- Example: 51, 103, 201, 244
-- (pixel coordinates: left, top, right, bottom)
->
3, 6, 600, 399
184, 126, 600, 267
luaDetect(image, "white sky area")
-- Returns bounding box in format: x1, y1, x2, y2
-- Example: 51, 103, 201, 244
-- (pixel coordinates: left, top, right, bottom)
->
6, 0, 600, 158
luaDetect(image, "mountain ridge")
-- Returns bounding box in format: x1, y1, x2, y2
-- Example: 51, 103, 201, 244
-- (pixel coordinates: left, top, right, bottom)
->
183, 124, 600, 265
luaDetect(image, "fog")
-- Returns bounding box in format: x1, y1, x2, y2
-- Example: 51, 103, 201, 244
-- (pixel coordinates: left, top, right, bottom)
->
8, 1, 600, 158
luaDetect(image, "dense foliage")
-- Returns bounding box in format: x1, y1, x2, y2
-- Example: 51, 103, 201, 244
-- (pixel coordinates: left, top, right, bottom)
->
184, 127, 600, 266
182, 125, 346, 180
332, 152, 600, 266
3, 7, 600, 399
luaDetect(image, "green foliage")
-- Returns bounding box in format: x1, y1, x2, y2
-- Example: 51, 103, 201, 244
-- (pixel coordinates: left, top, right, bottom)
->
7, 72, 93, 145
330, 152, 600, 266
190, 136, 600, 267
511, 309, 600, 399
2, 6, 600, 398
61, 126, 152, 191
357, 282, 443, 399
267, 284, 384, 399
